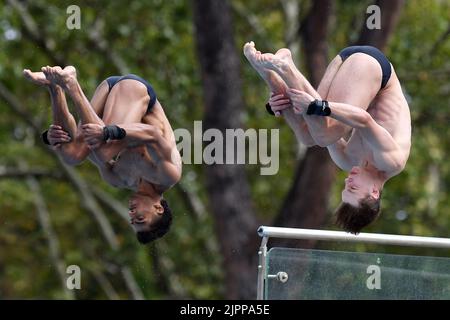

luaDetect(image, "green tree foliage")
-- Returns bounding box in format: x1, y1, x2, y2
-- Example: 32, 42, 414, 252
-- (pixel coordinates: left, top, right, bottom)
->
0, 0, 448, 299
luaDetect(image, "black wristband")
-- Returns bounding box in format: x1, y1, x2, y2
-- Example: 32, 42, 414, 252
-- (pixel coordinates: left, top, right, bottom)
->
42, 130, 51, 145
265, 103, 275, 116
103, 125, 126, 141
306, 99, 331, 116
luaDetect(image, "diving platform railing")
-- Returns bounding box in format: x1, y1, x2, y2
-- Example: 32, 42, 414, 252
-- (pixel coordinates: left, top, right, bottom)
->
257, 226, 450, 300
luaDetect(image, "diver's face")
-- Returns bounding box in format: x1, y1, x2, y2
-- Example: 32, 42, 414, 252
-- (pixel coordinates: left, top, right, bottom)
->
128, 194, 163, 232
341, 167, 374, 206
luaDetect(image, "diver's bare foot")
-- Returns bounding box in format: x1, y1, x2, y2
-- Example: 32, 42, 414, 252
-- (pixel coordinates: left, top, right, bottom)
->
244, 41, 268, 72
243, 41, 295, 76
41, 65, 77, 90
255, 48, 294, 74
274, 48, 294, 62
23, 69, 51, 86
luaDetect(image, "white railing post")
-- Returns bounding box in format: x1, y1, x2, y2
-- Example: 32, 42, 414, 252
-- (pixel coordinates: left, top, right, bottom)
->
256, 236, 268, 300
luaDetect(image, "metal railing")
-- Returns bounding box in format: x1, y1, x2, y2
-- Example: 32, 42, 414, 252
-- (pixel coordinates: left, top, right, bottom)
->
256, 226, 450, 299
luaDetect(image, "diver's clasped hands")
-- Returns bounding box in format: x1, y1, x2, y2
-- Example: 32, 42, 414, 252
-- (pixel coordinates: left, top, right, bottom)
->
46, 124, 71, 149
268, 89, 315, 116
81, 123, 105, 149
45, 123, 106, 150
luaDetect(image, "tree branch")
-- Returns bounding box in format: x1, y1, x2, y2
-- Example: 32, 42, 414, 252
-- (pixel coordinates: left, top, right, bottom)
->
65, 9, 217, 300
0, 165, 209, 299
429, 24, 450, 57
298, 0, 334, 87
60, 161, 144, 300
0, 167, 63, 180
192, 0, 261, 299
272, 0, 336, 250
87, 18, 130, 75
89, 267, 121, 300
8, 0, 215, 299
281, 0, 307, 158
149, 243, 187, 299
273, 147, 338, 248
0, 81, 43, 132
0, 161, 142, 299
25, 172, 74, 299
90, 186, 132, 226
231, 2, 275, 50
7, 0, 66, 66
354, 0, 405, 49
119, 267, 144, 300
0, 80, 144, 300
1, 1, 148, 298
281, 0, 301, 60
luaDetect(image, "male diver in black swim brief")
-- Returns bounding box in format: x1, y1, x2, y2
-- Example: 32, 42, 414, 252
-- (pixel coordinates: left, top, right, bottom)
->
23, 66, 182, 244
243, 42, 411, 234
261, 45, 392, 116
105, 74, 157, 114
338, 46, 392, 90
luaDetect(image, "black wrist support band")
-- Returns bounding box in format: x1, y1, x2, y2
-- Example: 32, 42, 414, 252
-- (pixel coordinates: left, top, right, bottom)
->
265, 103, 275, 116
103, 125, 126, 141
306, 99, 331, 116
42, 130, 50, 145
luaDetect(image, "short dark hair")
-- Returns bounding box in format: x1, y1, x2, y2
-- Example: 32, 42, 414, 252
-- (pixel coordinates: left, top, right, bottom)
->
334, 193, 382, 234
136, 199, 172, 245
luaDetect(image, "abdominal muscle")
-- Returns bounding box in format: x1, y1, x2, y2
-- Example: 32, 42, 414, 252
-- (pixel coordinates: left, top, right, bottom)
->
108, 146, 156, 189
344, 70, 411, 167
368, 69, 411, 148
101, 102, 178, 190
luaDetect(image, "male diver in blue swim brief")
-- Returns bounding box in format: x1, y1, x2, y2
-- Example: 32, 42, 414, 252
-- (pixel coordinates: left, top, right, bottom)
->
23, 66, 182, 244
243, 42, 411, 234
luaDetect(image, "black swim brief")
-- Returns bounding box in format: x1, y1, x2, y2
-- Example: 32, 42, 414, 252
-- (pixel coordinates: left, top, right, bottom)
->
264, 46, 392, 116
339, 45, 392, 89
105, 74, 157, 113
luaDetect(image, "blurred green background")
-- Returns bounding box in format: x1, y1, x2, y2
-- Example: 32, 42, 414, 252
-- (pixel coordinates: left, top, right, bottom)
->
0, 0, 449, 299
